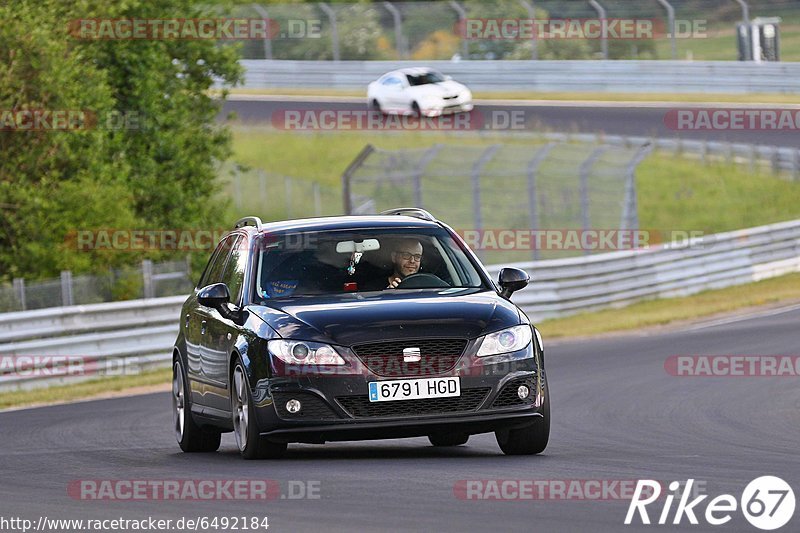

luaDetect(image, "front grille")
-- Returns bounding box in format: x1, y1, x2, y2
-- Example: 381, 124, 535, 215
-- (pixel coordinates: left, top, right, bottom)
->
337, 387, 490, 418
351, 338, 467, 377
443, 95, 459, 100
491, 377, 537, 409
272, 392, 339, 420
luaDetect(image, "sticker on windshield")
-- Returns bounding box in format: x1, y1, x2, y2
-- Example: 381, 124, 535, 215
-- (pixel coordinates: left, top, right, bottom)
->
263, 280, 298, 298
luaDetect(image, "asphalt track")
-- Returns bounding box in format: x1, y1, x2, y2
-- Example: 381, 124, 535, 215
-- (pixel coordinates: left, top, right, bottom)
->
222, 97, 800, 147
2, 305, 798, 532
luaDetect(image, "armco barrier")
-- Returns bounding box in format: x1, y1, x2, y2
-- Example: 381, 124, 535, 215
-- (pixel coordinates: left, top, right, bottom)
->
237, 60, 800, 94
2, 219, 799, 392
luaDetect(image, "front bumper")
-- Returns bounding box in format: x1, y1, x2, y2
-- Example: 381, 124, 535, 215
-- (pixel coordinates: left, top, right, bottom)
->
251, 344, 545, 443
422, 101, 474, 117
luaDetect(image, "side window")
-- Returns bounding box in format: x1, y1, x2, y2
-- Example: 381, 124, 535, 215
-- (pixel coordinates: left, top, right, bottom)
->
220, 236, 249, 304
198, 235, 236, 288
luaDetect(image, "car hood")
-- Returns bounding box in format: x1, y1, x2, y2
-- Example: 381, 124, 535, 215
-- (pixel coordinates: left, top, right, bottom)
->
247, 289, 521, 346
409, 80, 468, 98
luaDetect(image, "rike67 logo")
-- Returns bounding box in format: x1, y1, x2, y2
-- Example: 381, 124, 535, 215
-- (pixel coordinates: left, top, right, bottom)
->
625, 477, 795, 530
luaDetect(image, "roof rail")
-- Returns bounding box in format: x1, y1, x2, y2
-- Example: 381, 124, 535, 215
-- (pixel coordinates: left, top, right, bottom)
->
233, 216, 263, 231
379, 208, 438, 222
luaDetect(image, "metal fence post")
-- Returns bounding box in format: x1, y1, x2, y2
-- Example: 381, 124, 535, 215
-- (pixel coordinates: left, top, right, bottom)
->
471, 145, 501, 257
588, 0, 608, 60
527, 143, 557, 260
142, 260, 154, 299
341, 144, 375, 214
519, 0, 538, 60
251, 4, 273, 60
383, 2, 406, 59
794, 149, 800, 182
60, 270, 73, 307
733, 0, 750, 24
772, 146, 780, 175
579, 146, 609, 255
449, 1, 469, 59
621, 144, 653, 239
655, 0, 677, 60
319, 3, 341, 61
13, 278, 26, 311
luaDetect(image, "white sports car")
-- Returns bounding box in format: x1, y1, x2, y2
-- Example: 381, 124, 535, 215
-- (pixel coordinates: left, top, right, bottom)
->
367, 67, 474, 117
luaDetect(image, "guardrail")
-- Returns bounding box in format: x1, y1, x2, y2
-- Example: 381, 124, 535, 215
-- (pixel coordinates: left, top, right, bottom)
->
0, 296, 185, 392
238, 60, 800, 94
485, 218, 800, 320
2, 218, 799, 392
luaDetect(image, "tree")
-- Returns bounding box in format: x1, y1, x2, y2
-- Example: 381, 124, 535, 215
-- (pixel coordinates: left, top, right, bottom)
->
0, 0, 242, 282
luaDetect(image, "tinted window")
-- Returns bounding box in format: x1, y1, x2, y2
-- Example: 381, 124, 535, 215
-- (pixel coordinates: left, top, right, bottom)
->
198, 234, 237, 288
220, 236, 249, 304
406, 71, 445, 86
254, 227, 487, 300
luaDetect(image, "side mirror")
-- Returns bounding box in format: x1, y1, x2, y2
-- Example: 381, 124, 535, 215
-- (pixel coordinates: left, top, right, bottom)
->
198, 283, 235, 318
498, 268, 530, 299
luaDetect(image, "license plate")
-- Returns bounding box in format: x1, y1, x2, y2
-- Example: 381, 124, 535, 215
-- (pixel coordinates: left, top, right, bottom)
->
368, 377, 460, 402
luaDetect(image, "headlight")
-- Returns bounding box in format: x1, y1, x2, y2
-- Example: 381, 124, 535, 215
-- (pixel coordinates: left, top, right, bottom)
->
268, 340, 346, 365
476, 325, 532, 357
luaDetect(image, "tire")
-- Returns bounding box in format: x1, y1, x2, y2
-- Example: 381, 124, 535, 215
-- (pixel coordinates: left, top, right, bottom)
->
411, 101, 421, 117
173, 359, 221, 453
495, 378, 550, 456
232, 361, 287, 460
370, 99, 383, 114
428, 433, 469, 447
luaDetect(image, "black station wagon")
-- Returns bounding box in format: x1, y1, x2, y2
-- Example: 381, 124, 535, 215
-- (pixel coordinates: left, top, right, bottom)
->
172, 208, 549, 459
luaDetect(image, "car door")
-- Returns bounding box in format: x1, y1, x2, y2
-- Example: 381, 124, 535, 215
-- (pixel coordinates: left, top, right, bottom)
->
191, 234, 237, 408
201, 234, 250, 413
382, 76, 406, 112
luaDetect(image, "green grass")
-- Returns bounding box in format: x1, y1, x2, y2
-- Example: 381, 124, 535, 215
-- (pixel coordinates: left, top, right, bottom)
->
228, 128, 800, 236
0, 367, 171, 410
538, 271, 800, 339
638, 153, 800, 233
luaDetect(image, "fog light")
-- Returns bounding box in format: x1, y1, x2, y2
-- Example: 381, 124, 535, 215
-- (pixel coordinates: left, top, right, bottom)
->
517, 385, 530, 400
286, 399, 302, 413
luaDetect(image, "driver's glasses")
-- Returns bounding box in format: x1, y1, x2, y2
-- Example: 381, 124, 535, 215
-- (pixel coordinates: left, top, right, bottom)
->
397, 251, 422, 262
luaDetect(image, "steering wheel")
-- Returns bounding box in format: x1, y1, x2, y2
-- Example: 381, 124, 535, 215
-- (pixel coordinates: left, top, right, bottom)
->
395, 272, 450, 289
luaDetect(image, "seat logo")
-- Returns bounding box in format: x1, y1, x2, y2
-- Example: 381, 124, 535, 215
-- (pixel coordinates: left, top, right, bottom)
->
403, 347, 421, 363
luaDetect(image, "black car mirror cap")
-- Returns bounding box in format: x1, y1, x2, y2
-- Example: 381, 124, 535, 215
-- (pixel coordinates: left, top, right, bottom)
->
198, 283, 238, 319
498, 267, 530, 299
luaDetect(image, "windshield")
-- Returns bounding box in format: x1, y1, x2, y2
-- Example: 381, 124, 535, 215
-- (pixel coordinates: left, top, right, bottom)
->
254, 227, 487, 300
406, 71, 445, 86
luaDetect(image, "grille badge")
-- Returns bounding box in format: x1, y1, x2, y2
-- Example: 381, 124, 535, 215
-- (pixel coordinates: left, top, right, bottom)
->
403, 347, 422, 363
